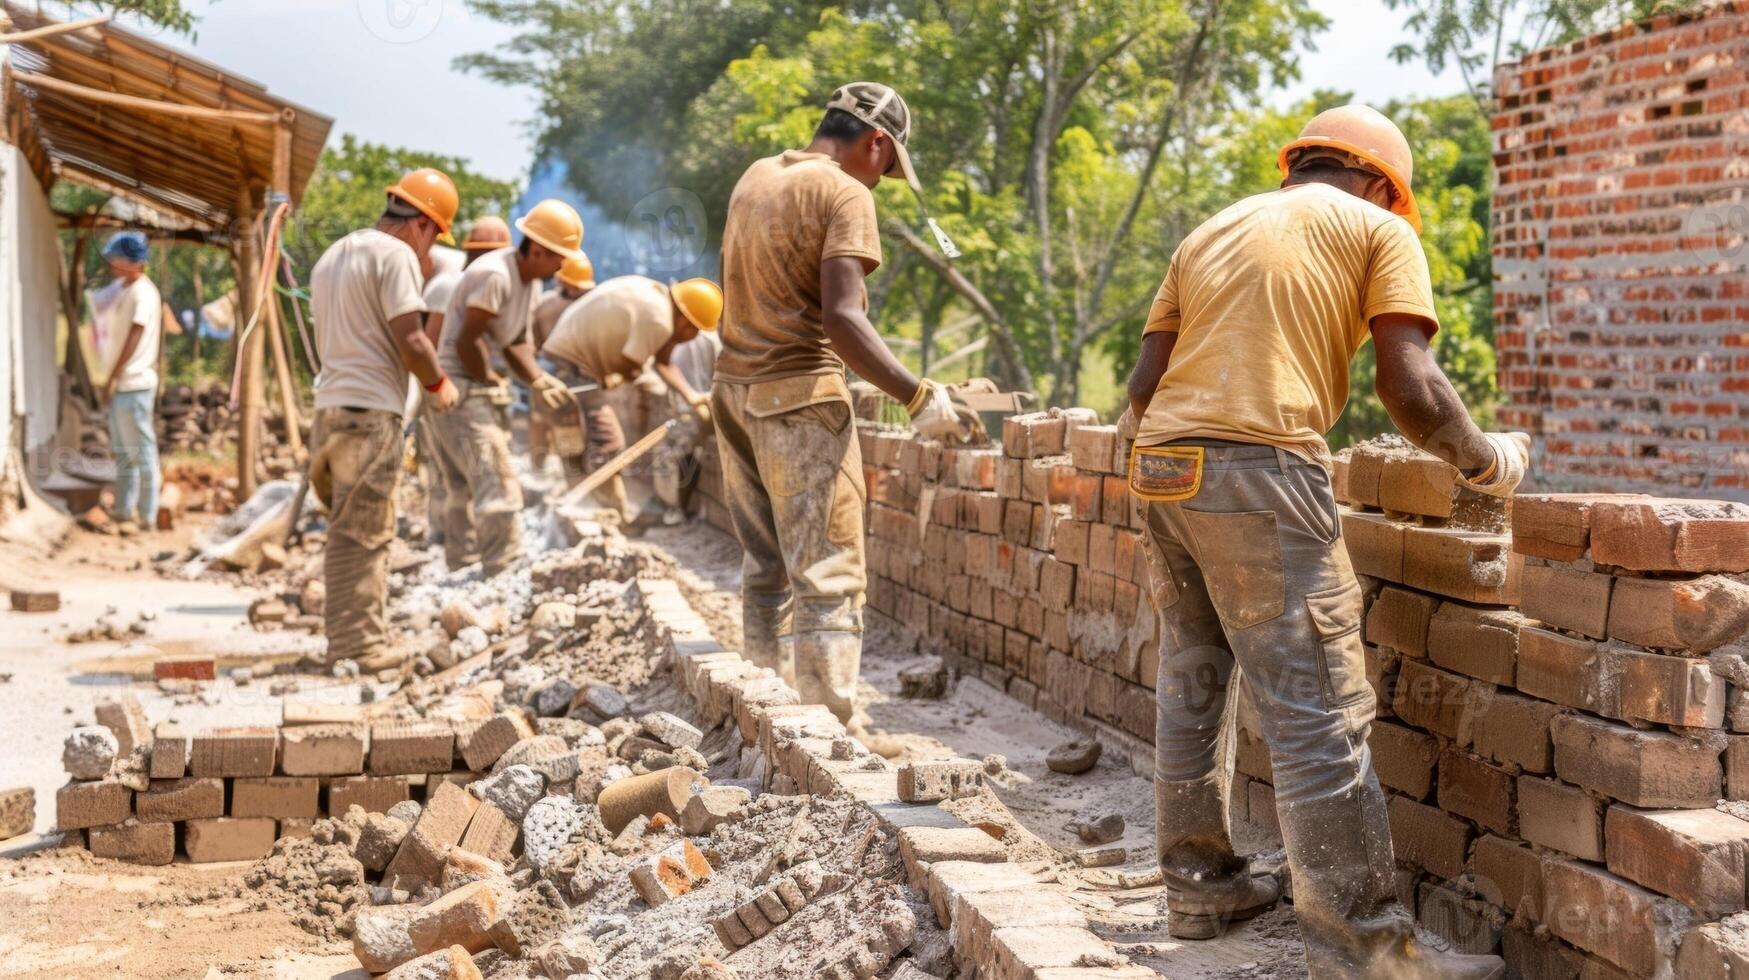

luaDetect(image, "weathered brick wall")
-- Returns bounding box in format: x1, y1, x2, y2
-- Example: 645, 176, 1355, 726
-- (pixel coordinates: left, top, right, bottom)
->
1492, 3, 1749, 499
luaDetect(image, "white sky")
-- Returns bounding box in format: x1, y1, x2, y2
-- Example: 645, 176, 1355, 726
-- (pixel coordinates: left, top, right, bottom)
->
71, 0, 1466, 184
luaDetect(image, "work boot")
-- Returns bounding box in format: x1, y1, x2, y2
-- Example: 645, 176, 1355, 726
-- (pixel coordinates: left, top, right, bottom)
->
793, 630, 862, 724
742, 592, 794, 688
1157, 775, 1281, 939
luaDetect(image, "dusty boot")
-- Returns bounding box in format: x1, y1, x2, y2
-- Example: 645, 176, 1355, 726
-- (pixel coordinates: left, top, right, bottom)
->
793, 630, 861, 724
1157, 775, 1280, 939
742, 592, 795, 688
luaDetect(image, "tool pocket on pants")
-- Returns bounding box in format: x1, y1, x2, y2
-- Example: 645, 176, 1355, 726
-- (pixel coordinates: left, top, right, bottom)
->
1305, 580, 1370, 710
1181, 509, 1283, 630
758, 402, 852, 498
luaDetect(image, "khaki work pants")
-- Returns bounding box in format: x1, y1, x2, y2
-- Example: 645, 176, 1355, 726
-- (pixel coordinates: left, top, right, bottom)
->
712, 376, 867, 721
430, 388, 523, 576
415, 415, 446, 540
556, 385, 631, 520
1141, 440, 1416, 977
309, 407, 403, 663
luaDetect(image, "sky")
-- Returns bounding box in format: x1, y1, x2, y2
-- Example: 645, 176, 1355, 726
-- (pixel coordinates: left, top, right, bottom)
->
76, 0, 1466, 185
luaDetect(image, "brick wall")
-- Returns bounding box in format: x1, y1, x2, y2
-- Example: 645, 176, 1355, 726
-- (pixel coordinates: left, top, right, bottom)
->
1492, 3, 1749, 499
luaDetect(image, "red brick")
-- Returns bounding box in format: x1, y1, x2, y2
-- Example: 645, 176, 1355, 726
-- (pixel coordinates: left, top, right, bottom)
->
1101, 476, 1130, 527
1068, 424, 1119, 474
232, 777, 321, 819
1543, 856, 1691, 978
1341, 510, 1405, 582
1551, 713, 1722, 809
1470, 691, 1560, 773
1617, 646, 1726, 729
1365, 587, 1439, 657
184, 816, 278, 863
1604, 805, 1749, 915
1516, 627, 1621, 717
1391, 659, 1482, 746
1518, 777, 1604, 861
1473, 834, 1545, 922
385, 781, 479, 889
1369, 720, 1437, 799
1426, 603, 1520, 685
1001, 412, 1066, 459
152, 659, 215, 681
1387, 795, 1472, 880
1589, 498, 1749, 574
1437, 747, 1515, 836
1520, 561, 1613, 639
1401, 526, 1521, 605
1607, 574, 1749, 653
1513, 494, 1642, 562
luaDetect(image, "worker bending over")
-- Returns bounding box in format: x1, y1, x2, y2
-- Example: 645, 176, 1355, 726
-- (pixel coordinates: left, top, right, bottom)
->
528, 252, 597, 475
540, 274, 722, 519
1124, 104, 1521, 979
431, 199, 584, 576
308, 168, 461, 667
712, 83, 966, 723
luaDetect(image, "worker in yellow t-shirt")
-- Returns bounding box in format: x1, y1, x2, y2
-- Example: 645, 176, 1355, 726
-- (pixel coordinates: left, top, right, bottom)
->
1123, 105, 1523, 979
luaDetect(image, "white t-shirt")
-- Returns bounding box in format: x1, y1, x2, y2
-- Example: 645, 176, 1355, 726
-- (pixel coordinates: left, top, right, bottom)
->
541, 275, 675, 386
423, 270, 459, 323
438, 247, 541, 380
93, 276, 162, 392
310, 229, 427, 415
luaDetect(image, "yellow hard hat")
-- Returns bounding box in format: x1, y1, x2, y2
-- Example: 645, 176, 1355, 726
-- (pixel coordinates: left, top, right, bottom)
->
670, 278, 722, 332
385, 167, 460, 244
515, 199, 585, 259
1277, 104, 1421, 232
462, 215, 511, 251
557, 252, 596, 290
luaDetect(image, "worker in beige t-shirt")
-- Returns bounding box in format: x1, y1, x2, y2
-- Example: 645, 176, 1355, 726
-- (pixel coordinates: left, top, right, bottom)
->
307, 168, 461, 669
429, 198, 585, 576
711, 83, 968, 724
1121, 105, 1524, 980
527, 252, 597, 474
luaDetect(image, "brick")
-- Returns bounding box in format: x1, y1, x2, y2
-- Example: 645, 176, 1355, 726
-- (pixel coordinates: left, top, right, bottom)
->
1521, 562, 1613, 638
988, 926, 1123, 979
327, 774, 412, 815
628, 838, 711, 906
1517, 777, 1604, 861
56, 780, 131, 830
1617, 646, 1726, 728
9, 588, 59, 612
94, 696, 150, 756
1341, 510, 1405, 582
897, 760, 985, 802
899, 826, 1006, 886
1365, 586, 1439, 657
1473, 834, 1545, 921
1437, 747, 1515, 835
370, 722, 455, 776
385, 780, 479, 888
380, 946, 480, 980
458, 803, 519, 865
1605, 805, 1749, 916
1730, 735, 1749, 801
135, 777, 223, 822
148, 723, 189, 779
189, 726, 277, 778
456, 713, 535, 772
1344, 450, 1383, 508
1552, 713, 1722, 809
1503, 923, 1587, 980
1391, 659, 1483, 745
950, 886, 1087, 967
1608, 574, 1749, 653
231, 777, 321, 819
923, 860, 1039, 929
1589, 499, 1749, 574
1401, 526, 1521, 605
407, 880, 499, 955
1543, 856, 1695, 978
1001, 412, 1066, 458
88, 820, 174, 865
0, 787, 33, 839
1516, 627, 1621, 717
152, 658, 215, 681
1677, 918, 1749, 979
1368, 720, 1437, 799
1426, 603, 1520, 685
1068, 425, 1118, 474
1387, 795, 1471, 880
1375, 452, 1479, 520
279, 724, 367, 776
1470, 691, 1560, 773
183, 816, 278, 862
1513, 494, 1640, 562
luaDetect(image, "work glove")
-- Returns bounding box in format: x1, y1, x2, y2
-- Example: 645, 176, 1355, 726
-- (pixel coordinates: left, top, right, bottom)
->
908, 379, 968, 442
1459, 432, 1531, 498
530, 372, 576, 414
689, 395, 713, 427
425, 376, 459, 414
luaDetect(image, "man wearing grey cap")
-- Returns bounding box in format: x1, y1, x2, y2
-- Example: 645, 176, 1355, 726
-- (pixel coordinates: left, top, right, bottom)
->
712, 82, 968, 725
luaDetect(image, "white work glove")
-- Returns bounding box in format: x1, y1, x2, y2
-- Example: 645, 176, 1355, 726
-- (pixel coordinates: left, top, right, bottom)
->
425, 376, 459, 414
1459, 432, 1531, 498
530, 373, 576, 414
908, 379, 967, 442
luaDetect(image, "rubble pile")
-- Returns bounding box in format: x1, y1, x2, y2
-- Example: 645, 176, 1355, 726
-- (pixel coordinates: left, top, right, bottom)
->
158, 382, 236, 456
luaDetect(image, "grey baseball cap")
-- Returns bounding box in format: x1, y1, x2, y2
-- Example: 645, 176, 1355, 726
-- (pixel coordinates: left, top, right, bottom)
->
826, 82, 920, 194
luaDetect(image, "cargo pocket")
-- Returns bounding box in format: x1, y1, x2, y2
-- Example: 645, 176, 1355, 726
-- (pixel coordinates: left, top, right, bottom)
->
1139, 530, 1183, 611
1305, 580, 1370, 710
1181, 509, 1283, 630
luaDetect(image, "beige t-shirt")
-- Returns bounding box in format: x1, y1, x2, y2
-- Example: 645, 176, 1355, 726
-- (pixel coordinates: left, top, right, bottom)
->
531, 291, 574, 351
1136, 184, 1438, 466
92, 275, 163, 393
714, 150, 882, 383
422, 270, 459, 324
438, 247, 541, 380
543, 275, 674, 386
310, 229, 426, 415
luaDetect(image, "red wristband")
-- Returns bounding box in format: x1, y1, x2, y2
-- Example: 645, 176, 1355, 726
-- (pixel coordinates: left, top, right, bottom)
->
423, 375, 448, 393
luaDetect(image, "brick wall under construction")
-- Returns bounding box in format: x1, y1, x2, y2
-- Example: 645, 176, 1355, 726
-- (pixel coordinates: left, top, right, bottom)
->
1491, 2, 1749, 499
700, 410, 1749, 976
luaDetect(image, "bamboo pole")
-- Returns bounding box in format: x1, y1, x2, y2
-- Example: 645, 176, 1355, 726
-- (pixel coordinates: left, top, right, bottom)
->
234, 197, 264, 497
7, 70, 281, 126
191, 265, 204, 363
268, 121, 301, 458
0, 13, 111, 45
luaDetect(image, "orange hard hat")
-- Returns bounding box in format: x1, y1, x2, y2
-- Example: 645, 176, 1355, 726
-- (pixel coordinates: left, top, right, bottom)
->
557, 252, 596, 290
385, 167, 460, 244
1277, 104, 1421, 232
462, 215, 511, 251
514, 199, 585, 259
670, 278, 722, 332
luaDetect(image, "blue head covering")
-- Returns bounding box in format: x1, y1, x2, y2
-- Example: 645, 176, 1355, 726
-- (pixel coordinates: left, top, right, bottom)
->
102, 231, 150, 264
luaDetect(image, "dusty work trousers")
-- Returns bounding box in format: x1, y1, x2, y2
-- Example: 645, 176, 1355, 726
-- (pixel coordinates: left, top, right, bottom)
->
1140, 441, 1409, 977
415, 415, 446, 541
430, 392, 523, 576
557, 385, 632, 520
309, 407, 403, 663
712, 377, 867, 721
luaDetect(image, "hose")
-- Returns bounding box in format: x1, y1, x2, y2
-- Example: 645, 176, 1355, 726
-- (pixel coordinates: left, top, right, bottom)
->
279, 254, 321, 376
227, 200, 291, 409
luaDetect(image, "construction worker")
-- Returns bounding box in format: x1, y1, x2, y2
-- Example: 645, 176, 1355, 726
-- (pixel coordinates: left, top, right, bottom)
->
528, 252, 597, 475
308, 167, 461, 667
1123, 104, 1522, 978
652, 326, 722, 523
417, 216, 511, 542
91, 231, 164, 536
431, 198, 584, 576
712, 83, 966, 724
540, 275, 721, 519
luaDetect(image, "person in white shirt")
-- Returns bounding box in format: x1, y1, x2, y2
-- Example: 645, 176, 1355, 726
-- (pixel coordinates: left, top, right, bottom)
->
92, 232, 163, 535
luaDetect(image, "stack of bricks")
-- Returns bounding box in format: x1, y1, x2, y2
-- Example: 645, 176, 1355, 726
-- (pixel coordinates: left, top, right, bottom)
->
63, 709, 535, 867
1491, 3, 1749, 499
859, 409, 1163, 762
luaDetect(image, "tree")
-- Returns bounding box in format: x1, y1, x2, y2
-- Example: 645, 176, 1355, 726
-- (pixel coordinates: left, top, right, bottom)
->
30, 1, 196, 32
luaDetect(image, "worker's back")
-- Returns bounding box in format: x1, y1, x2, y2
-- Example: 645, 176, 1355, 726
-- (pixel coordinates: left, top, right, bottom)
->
310, 228, 424, 416
1135, 182, 1436, 465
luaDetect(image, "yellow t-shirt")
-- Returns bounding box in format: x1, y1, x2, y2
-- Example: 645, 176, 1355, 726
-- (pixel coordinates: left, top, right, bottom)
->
713, 150, 882, 384
1136, 183, 1438, 466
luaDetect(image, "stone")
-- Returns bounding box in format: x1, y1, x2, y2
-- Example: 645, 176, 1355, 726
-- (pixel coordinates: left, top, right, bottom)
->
354, 902, 423, 973
0, 787, 34, 839
528, 602, 575, 631
454, 626, 489, 656
1045, 738, 1102, 775
407, 880, 500, 956
88, 820, 174, 866
680, 786, 751, 836
572, 682, 629, 722
63, 726, 120, 780
1068, 813, 1125, 845
299, 577, 326, 617
280, 724, 367, 776
470, 765, 545, 822
531, 678, 578, 718
183, 816, 277, 862
440, 599, 482, 638
531, 933, 602, 978
355, 812, 412, 872
897, 760, 985, 803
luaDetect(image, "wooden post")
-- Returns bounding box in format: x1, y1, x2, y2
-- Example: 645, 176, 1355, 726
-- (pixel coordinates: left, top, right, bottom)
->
234, 190, 264, 498
60, 234, 98, 408
266, 116, 303, 458
190, 264, 204, 362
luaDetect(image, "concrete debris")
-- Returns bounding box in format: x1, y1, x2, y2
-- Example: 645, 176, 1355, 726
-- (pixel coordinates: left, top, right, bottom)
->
1046, 737, 1103, 775
62, 725, 120, 780
628, 838, 711, 906
471, 765, 546, 822
640, 711, 704, 751
681, 786, 752, 836
529, 601, 577, 632
574, 681, 630, 722
522, 795, 588, 872
531, 677, 578, 717
0, 787, 35, 840
355, 811, 413, 872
